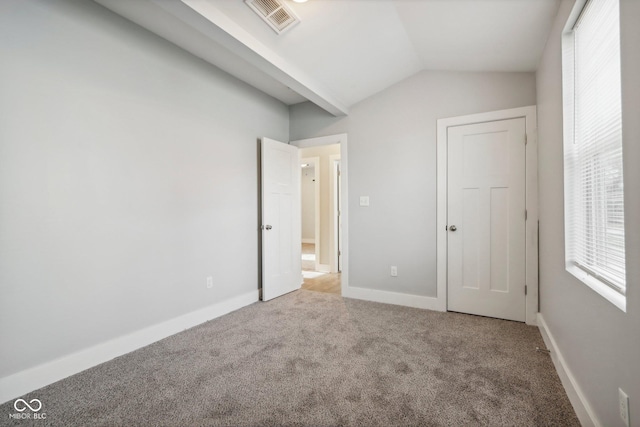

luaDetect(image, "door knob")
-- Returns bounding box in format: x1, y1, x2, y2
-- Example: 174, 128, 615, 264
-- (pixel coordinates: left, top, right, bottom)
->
449, 225, 457, 232
264, 225, 273, 230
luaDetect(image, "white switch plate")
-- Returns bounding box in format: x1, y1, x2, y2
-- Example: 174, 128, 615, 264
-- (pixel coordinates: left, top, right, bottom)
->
619, 388, 630, 427
206, 276, 213, 289
390, 266, 398, 277
359, 196, 370, 207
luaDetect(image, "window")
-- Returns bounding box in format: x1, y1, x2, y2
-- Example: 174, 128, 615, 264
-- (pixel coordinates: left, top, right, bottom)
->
562, 0, 626, 310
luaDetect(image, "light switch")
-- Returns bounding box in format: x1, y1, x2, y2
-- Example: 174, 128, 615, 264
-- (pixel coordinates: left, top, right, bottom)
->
359, 196, 370, 207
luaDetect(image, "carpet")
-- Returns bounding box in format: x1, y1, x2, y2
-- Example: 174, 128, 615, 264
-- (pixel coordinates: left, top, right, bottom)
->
0, 290, 579, 426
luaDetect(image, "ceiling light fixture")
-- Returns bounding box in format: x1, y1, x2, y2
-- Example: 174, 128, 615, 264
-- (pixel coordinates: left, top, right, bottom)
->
293, 0, 308, 3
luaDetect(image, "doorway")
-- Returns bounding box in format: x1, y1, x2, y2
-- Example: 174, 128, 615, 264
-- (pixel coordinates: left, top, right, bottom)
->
300, 156, 320, 272
291, 134, 349, 296
298, 144, 341, 294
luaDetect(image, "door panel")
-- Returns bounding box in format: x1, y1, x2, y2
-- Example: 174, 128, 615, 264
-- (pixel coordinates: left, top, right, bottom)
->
462, 188, 480, 290
447, 118, 526, 322
490, 187, 509, 292
261, 138, 301, 301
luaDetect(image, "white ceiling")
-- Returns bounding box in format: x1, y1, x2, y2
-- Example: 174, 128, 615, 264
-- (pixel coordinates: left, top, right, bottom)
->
96, 0, 560, 116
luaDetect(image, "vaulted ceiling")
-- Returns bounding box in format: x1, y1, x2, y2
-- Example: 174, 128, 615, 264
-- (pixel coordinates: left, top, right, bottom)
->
95, 0, 560, 116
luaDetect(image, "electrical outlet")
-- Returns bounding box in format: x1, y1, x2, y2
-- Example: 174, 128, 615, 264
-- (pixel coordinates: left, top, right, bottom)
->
359, 196, 370, 207
206, 276, 213, 289
390, 266, 398, 277
619, 388, 630, 427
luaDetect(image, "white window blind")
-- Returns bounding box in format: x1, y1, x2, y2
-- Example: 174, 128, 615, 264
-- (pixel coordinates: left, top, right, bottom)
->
564, 0, 626, 295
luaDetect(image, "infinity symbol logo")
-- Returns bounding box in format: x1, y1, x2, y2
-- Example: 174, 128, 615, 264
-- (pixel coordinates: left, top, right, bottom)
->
14, 398, 42, 412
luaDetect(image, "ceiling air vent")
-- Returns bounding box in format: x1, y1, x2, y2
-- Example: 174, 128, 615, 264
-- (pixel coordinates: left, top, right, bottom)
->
245, 0, 300, 35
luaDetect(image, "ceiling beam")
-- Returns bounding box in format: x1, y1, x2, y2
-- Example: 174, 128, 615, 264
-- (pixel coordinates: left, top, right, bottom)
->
152, 0, 349, 116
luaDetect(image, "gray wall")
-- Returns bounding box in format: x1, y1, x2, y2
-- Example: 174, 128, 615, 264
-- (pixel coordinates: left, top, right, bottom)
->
290, 71, 536, 297
536, 0, 640, 424
0, 0, 288, 378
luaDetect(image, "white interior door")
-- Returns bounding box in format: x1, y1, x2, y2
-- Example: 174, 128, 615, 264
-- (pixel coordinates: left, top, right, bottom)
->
447, 118, 526, 322
261, 138, 301, 301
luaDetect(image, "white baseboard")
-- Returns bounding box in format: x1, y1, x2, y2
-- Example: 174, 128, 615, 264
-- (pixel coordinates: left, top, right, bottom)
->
537, 313, 601, 427
343, 286, 445, 312
301, 238, 315, 244
316, 263, 331, 273
0, 290, 259, 405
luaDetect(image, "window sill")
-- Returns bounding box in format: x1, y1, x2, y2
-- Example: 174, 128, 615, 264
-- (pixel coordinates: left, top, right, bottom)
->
566, 264, 626, 312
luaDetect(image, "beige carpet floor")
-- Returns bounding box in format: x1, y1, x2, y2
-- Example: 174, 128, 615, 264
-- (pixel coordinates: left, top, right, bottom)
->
0, 290, 579, 426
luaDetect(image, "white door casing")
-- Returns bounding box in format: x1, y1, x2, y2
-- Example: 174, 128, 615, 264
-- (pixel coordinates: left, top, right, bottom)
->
261, 138, 301, 301
336, 160, 343, 272
447, 118, 527, 322
330, 155, 341, 273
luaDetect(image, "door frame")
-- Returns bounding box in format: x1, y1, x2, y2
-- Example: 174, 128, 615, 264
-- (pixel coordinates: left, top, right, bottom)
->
330, 155, 341, 273
436, 106, 538, 325
300, 156, 321, 271
290, 134, 349, 296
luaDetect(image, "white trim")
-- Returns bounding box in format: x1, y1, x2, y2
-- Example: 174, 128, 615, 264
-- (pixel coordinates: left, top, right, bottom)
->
343, 286, 442, 311
437, 106, 539, 324
566, 264, 626, 311
292, 135, 345, 149
290, 134, 349, 296
329, 154, 341, 273
537, 313, 601, 427
316, 264, 331, 273
563, 0, 589, 33
301, 238, 316, 244
0, 290, 258, 405
313, 159, 320, 271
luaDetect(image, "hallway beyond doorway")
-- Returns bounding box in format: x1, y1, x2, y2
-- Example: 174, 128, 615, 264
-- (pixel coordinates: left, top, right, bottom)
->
301, 243, 340, 294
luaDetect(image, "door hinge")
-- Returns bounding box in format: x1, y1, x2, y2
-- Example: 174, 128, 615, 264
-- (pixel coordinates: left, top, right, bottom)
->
525, 134, 528, 145
525, 285, 528, 295
525, 210, 528, 220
